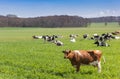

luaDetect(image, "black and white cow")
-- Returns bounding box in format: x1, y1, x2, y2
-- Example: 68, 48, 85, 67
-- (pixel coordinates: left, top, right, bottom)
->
94, 41, 110, 47
69, 34, 78, 42
91, 34, 100, 40
42, 35, 58, 43
53, 40, 63, 46
32, 35, 42, 39
93, 33, 114, 47
83, 34, 89, 39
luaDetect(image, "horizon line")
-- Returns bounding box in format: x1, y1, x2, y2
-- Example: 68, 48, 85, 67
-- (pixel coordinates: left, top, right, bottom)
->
1, 14, 120, 18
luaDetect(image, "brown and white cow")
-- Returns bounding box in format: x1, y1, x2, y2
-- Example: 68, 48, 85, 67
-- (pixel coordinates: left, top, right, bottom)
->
62, 50, 104, 73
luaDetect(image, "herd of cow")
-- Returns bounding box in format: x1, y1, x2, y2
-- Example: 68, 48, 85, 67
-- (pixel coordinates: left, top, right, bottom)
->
32, 32, 119, 73
33, 32, 119, 47
32, 35, 63, 46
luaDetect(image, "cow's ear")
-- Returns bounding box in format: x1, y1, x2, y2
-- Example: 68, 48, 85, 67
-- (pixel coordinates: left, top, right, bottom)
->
68, 50, 71, 53
66, 50, 71, 53
62, 50, 71, 53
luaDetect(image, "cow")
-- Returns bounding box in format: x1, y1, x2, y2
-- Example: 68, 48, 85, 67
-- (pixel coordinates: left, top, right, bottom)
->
113, 36, 120, 39
42, 35, 58, 43
53, 40, 63, 46
92, 33, 114, 46
91, 34, 100, 40
83, 34, 89, 39
94, 41, 110, 47
101, 33, 114, 41
62, 50, 104, 73
69, 34, 78, 42
70, 38, 76, 42
69, 34, 78, 38
32, 35, 42, 39
111, 30, 120, 35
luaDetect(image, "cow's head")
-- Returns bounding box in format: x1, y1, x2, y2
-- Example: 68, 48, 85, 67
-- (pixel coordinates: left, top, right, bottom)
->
62, 50, 72, 59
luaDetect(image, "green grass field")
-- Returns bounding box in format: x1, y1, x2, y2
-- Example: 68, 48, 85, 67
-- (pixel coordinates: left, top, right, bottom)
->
0, 23, 120, 79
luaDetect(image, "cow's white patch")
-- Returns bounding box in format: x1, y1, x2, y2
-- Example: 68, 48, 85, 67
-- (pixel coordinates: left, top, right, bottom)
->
98, 61, 101, 73
96, 50, 100, 52
70, 38, 76, 42
90, 60, 101, 73
38, 36, 43, 39
115, 36, 120, 39
90, 60, 98, 66
93, 33, 98, 36
74, 50, 82, 56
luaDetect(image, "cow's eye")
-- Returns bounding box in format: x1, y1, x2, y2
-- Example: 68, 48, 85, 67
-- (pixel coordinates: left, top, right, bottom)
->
67, 53, 69, 55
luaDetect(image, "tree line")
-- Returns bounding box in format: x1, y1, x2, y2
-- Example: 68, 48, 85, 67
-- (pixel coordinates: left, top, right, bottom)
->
89, 16, 120, 23
0, 15, 89, 27
0, 15, 120, 27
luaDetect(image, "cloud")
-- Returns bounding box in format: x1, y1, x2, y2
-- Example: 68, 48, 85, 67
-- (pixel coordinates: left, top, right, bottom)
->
99, 10, 118, 17
100, 11, 105, 15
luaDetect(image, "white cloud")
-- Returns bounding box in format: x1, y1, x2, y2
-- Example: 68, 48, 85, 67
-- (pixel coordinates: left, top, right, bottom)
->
100, 11, 105, 15
112, 10, 116, 14
98, 10, 119, 17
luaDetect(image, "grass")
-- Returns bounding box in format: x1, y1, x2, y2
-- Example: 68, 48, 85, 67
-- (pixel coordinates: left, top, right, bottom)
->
0, 23, 120, 79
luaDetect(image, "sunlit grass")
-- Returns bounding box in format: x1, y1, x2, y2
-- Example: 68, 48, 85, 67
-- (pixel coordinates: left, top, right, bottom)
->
0, 23, 120, 79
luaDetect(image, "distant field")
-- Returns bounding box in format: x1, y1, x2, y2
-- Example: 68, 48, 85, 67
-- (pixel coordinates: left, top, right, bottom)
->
0, 23, 120, 79
89, 22, 120, 28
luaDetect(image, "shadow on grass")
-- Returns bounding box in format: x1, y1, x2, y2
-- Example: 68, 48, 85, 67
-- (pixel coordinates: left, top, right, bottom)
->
47, 70, 93, 78
80, 71, 93, 75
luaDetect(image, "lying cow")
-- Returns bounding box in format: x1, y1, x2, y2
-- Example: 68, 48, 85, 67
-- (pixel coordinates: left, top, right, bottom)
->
62, 50, 104, 73
53, 40, 63, 46
32, 35, 42, 39
69, 34, 78, 43
94, 41, 110, 47
70, 38, 76, 42
42, 35, 58, 43
69, 34, 78, 38
111, 30, 120, 35
83, 34, 89, 39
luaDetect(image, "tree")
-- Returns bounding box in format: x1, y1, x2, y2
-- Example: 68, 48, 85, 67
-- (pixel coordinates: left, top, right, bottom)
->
105, 22, 107, 26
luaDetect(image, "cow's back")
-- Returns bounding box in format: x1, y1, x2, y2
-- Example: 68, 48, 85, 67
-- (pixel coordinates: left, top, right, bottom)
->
78, 50, 94, 64
79, 50, 102, 64
87, 50, 102, 61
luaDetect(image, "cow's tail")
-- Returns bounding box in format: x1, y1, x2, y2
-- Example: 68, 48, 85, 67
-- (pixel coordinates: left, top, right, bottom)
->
102, 56, 106, 64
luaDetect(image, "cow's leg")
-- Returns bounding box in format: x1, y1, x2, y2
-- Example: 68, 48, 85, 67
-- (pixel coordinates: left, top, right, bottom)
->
76, 64, 80, 72
97, 61, 101, 73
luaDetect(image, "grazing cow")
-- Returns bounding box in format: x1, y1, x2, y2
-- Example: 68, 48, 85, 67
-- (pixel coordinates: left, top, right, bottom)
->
62, 50, 104, 73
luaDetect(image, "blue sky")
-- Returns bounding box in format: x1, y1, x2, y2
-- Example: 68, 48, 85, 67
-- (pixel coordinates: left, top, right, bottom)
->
0, 0, 120, 18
